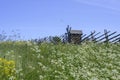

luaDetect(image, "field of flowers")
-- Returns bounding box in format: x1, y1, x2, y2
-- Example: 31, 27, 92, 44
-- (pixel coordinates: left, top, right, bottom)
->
0, 41, 120, 80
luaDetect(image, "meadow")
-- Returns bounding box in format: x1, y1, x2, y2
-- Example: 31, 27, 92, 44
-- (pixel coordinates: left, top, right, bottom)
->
0, 41, 120, 80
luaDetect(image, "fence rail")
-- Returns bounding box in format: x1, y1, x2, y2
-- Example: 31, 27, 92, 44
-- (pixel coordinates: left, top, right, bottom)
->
80, 30, 120, 43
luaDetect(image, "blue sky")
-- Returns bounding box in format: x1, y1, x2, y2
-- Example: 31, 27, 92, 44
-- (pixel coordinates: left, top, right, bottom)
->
0, 0, 120, 40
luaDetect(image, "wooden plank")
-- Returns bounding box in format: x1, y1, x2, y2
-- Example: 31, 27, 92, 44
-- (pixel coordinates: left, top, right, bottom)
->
81, 31, 96, 42
97, 31, 117, 42
94, 31, 110, 40
111, 37, 120, 43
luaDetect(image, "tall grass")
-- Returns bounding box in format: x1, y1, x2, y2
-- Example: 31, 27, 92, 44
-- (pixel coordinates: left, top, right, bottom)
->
0, 41, 120, 80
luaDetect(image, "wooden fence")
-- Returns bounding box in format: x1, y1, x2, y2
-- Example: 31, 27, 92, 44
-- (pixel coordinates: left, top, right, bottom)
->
80, 29, 120, 43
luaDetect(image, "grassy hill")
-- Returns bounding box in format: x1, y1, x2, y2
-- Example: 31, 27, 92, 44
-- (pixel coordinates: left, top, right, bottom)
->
0, 41, 120, 80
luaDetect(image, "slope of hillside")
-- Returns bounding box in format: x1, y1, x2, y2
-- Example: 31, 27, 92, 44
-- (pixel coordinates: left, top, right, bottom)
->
0, 41, 120, 80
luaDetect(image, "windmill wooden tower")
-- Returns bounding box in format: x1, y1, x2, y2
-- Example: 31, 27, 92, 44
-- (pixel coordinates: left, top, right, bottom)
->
66, 25, 83, 44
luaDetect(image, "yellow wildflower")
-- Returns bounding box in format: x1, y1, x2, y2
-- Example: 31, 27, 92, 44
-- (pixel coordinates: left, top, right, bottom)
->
0, 57, 16, 79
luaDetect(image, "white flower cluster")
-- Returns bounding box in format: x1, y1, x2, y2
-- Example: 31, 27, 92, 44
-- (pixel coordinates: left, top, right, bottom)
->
1, 42, 120, 80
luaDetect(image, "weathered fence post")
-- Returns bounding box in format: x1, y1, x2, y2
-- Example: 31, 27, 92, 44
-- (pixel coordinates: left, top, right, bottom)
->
91, 31, 95, 41
104, 29, 109, 43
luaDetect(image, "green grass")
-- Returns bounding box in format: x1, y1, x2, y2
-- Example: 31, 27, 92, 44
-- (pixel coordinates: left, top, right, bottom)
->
0, 41, 120, 80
